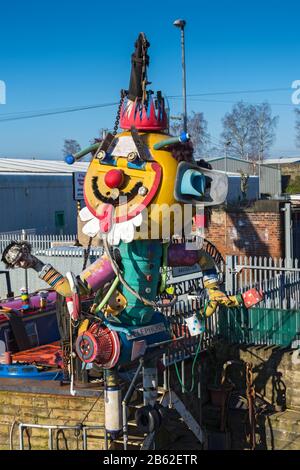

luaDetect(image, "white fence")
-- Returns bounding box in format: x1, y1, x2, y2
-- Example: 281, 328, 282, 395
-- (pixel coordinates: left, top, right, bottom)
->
0, 233, 78, 254
225, 255, 300, 310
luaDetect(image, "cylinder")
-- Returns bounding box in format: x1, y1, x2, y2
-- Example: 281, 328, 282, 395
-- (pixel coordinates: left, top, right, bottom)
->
104, 370, 122, 438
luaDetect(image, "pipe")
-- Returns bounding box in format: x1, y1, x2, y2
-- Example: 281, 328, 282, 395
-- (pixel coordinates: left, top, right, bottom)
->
95, 276, 119, 313
153, 132, 189, 150
65, 143, 100, 165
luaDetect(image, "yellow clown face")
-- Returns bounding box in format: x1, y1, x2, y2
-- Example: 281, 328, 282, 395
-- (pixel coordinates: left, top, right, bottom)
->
82, 131, 227, 243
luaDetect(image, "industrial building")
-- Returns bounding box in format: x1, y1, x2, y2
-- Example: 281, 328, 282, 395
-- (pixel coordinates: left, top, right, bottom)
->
207, 156, 282, 197
0, 159, 89, 234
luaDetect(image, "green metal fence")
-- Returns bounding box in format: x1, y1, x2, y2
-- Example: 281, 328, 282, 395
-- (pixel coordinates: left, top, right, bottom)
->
218, 306, 300, 347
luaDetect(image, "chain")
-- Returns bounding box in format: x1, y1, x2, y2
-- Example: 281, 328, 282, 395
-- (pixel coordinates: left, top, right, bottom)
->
245, 362, 256, 450
113, 89, 126, 136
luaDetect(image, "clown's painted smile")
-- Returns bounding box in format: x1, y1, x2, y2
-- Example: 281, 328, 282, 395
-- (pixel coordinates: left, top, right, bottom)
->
91, 176, 144, 206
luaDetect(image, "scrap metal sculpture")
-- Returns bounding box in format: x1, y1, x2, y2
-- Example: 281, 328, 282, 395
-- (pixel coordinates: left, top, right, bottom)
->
2, 33, 263, 440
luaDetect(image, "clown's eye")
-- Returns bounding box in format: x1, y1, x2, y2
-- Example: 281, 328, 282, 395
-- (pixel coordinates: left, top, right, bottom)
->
127, 152, 138, 162
96, 150, 106, 161
126, 152, 146, 170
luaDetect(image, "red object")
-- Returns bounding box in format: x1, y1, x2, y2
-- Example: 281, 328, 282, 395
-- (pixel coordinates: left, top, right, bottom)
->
75, 323, 120, 369
12, 342, 62, 367
120, 97, 167, 131
104, 169, 124, 189
242, 288, 264, 308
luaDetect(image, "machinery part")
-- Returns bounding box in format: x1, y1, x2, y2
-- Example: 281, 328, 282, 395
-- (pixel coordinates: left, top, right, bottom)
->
105, 370, 122, 438
135, 405, 161, 434
153, 132, 190, 150
246, 362, 256, 450
143, 364, 158, 406
75, 323, 120, 368
102, 237, 177, 312
65, 272, 81, 321
174, 161, 228, 206
154, 403, 166, 422
65, 143, 100, 165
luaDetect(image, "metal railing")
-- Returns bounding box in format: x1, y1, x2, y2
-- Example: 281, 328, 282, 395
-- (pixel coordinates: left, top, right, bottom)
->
222, 254, 300, 347
18, 422, 106, 450
225, 255, 300, 310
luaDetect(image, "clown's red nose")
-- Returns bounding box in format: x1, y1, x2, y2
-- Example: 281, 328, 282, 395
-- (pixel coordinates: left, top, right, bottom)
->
104, 169, 124, 189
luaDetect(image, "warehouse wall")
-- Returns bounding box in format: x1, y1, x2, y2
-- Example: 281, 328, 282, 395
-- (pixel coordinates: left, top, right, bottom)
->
0, 174, 77, 234
208, 158, 281, 196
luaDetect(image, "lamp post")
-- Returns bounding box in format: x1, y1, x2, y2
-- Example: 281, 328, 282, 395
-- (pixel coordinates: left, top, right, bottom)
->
225, 140, 231, 173
173, 19, 187, 133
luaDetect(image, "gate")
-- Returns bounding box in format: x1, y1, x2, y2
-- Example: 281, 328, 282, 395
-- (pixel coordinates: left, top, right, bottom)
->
223, 255, 300, 347
293, 209, 300, 260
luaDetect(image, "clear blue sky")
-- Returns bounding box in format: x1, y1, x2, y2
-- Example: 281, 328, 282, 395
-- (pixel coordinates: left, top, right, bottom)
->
0, 0, 300, 159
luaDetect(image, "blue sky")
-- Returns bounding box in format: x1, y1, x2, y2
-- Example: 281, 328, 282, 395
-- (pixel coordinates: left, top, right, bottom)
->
0, 0, 300, 159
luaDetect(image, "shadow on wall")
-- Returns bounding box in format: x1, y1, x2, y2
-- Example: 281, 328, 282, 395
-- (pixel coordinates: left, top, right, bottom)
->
206, 342, 290, 450
227, 210, 271, 258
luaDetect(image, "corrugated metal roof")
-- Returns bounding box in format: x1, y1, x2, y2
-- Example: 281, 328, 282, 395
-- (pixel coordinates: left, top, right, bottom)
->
0, 158, 89, 174
262, 157, 300, 165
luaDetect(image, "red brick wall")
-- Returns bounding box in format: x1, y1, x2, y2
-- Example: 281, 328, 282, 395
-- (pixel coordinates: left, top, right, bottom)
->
205, 206, 284, 259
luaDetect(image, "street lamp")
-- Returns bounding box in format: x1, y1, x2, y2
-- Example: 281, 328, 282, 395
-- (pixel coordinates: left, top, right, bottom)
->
173, 19, 187, 133
224, 140, 231, 173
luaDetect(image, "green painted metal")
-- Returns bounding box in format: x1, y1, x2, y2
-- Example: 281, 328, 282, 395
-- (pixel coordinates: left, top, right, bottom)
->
219, 306, 300, 347
117, 240, 162, 325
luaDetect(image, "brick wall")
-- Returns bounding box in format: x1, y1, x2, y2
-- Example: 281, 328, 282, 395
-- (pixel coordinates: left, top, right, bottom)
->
205, 201, 284, 259
0, 381, 105, 450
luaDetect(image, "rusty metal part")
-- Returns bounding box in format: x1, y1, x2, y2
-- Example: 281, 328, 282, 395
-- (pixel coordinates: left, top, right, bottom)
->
245, 362, 256, 450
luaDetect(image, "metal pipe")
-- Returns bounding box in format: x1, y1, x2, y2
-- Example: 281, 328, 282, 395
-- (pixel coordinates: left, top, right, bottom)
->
122, 358, 144, 450
181, 26, 187, 133
284, 203, 293, 266
65, 143, 100, 164
153, 133, 189, 150
19, 424, 24, 451
173, 19, 187, 133
48, 428, 53, 450
181, 360, 185, 394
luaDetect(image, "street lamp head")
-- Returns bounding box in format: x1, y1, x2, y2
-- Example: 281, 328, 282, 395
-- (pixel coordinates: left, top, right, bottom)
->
173, 19, 186, 29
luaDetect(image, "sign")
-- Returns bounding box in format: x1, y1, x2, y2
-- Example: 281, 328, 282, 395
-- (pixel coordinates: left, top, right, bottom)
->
73, 172, 86, 200
126, 322, 166, 340
171, 264, 201, 278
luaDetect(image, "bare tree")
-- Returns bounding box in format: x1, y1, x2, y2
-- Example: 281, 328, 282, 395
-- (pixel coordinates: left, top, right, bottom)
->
295, 109, 300, 148
222, 101, 278, 161
62, 139, 81, 156
170, 111, 210, 159
250, 102, 278, 161
221, 101, 256, 160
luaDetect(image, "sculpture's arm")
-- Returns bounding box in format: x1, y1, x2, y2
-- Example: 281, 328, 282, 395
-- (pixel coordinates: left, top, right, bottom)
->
1, 241, 115, 297
167, 243, 260, 317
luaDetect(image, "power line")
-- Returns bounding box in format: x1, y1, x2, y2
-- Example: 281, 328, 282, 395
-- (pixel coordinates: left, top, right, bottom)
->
0, 102, 119, 122
185, 98, 297, 108
167, 87, 292, 98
